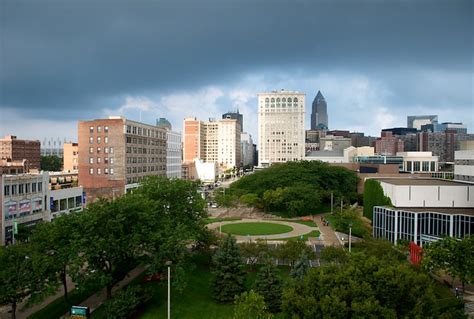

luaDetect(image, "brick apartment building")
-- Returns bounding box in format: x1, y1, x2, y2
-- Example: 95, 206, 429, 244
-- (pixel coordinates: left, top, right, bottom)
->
374, 131, 404, 155
0, 135, 41, 170
78, 116, 167, 202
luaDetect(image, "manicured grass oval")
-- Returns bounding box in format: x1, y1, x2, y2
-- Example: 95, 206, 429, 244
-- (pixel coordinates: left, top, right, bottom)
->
220, 222, 293, 235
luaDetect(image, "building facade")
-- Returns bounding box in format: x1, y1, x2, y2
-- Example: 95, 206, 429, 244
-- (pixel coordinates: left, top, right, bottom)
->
78, 117, 167, 202
222, 110, 243, 133
258, 90, 305, 167
311, 91, 328, 130
183, 117, 241, 170
0, 172, 50, 245
454, 150, 474, 182
166, 130, 182, 179
241, 132, 254, 167
397, 152, 438, 174
373, 178, 474, 246
0, 135, 41, 170
407, 115, 438, 130
63, 142, 79, 172
374, 131, 404, 155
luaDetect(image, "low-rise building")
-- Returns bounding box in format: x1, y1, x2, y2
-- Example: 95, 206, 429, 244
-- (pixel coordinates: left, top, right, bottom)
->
454, 150, 474, 182
373, 178, 474, 246
0, 172, 50, 245
397, 151, 438, 174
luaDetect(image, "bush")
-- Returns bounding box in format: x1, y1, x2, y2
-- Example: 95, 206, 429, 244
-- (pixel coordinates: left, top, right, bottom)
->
103, 285, 152, 319
363, 179, 392, 220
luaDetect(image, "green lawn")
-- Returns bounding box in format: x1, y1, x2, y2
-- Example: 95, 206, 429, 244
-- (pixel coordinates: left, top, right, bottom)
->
276, 219, 317, 227
137, 256, 289, 319
279, 230, 321, 241
220, 222, 293, 236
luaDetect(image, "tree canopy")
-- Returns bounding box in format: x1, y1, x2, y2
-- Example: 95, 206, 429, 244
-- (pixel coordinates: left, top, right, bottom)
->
40, 155, 63, 171
228, 161, 358, 216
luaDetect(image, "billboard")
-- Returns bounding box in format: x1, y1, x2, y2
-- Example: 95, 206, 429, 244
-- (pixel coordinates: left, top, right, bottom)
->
19, 200, 31, 213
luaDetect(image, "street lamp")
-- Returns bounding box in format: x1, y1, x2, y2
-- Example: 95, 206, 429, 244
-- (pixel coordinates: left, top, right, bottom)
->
165, 260, 172, 319
348, 223, 353, 253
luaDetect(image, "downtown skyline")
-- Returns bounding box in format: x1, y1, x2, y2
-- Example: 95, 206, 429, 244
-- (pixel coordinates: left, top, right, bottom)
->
1, 0, 472, 142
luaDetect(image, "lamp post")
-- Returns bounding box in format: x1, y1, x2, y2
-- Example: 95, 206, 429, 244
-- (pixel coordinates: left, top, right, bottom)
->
330, 192, 333, 214
349, 223, 353, 253
165, 261, 172, 319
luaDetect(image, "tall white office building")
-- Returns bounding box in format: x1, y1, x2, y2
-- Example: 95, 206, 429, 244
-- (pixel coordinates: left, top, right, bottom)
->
258, 90, 306, 167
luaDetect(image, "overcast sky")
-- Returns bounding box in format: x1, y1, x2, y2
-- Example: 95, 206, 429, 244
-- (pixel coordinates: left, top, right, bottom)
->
1, 0, 473, 144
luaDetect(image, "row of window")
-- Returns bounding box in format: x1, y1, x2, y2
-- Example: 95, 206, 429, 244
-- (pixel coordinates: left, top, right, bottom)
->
89, 168, 114, 175
4, 182, 43, 196
51, 196, 82, 212
126, 166, 165, 174
89, 125, 109, 133
126, 157, 165, 164
89, 147, 114, 154
264, 97, 298, 103
405, 161, 436, 172
455, 159, 474, 165
126, 125, 166, 139
89, 136, 109, 144
126, 147, 165, 155
125, 136, 166, 145
89, 157, 115, 164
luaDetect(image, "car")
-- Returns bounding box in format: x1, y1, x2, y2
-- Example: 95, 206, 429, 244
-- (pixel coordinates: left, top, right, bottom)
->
211, 203, 218, 208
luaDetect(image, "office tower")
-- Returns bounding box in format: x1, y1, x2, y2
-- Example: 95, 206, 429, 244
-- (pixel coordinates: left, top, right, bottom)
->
0, 135, 41, 170
258, 90, 305, 167
222, 110, 243, 133
241, 132, 254, 167
407, 115, 438, 130
78, 116, 167, 202
183, 117, 241, 170
157, 118, 182, 179
311, 90, 328, 130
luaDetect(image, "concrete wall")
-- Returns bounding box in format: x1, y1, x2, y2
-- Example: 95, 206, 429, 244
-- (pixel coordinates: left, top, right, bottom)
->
380, 182, 474, 208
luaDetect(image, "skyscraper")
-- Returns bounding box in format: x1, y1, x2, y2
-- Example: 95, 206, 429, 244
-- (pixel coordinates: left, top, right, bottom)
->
258, 90, 305, 167
311, 91, 328, 130
222, 110, 243, 132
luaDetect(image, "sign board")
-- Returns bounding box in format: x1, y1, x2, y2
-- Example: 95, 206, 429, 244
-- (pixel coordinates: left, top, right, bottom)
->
70, 306, 90, 319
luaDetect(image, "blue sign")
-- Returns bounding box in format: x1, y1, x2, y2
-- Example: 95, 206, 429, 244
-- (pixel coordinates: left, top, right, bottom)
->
50, 197, 54, 210
71, 306, 89, 318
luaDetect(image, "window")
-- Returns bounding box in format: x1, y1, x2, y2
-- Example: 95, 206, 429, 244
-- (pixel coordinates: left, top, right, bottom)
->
19, 184, 24, 194
104, 168, 109, 174
89, 126, 94, 133
26, 183, 30, 193
104, 126, 109, 133
105, 136, 108, 144
110, 147, 114, 154
4, 185, 9, 196
105, 147, 109, 154
97, 157, 101, 164
104, 157, 109, 164
89, 157, 94, 164
97, 137, 101, 144
89, 147, 94, 154
110, 158, 114, 164
97, 126, 102, 133
32, 183, 36, 192
11, 185, 17, 195
110, 168, 114, 175
294, 97, 298, 102
97, 147, 101, 154
38, 182, 42, 192
97, 168, 101, 175
89, 137, 94, 144
89, 168, 94, 175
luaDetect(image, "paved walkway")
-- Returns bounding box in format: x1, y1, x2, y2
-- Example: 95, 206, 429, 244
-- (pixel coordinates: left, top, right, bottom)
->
0, 266, 147, 319
207, 218, 318, 241
314, 214, 342, 247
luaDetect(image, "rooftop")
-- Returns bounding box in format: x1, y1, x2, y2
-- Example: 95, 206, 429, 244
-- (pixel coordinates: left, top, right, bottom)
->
390, 207, 474, 216
377, 178, 470, 186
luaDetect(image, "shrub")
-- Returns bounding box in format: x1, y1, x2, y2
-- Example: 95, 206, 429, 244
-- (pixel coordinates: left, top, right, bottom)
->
103, 285, 152, 319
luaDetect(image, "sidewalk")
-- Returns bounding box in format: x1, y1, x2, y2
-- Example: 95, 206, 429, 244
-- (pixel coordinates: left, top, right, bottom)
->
0, 266, 146, 319
314, 214, 342, 247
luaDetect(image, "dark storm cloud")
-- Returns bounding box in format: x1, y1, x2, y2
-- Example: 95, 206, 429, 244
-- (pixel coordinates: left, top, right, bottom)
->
1, 0, 472, 120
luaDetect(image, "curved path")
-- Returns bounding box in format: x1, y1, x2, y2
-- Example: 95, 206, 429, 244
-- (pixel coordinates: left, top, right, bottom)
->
207, 218, 318, 241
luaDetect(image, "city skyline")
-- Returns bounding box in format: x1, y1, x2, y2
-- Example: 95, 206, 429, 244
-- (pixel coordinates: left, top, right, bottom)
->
1, 0, 472, 143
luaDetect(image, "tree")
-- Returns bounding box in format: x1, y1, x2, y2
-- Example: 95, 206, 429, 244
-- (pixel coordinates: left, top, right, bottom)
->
0, 244, 55, 319
363, 179, 392, 220
291, 250, 310, 280
273, 240, 314, 268
423, 236, 474, 291
74, 195, 150, 299
211, 235, 246, 303
30, 213, 81, 301
40, 155, 62, 171
239, 239, 268, 271
254, 255, 282, 313
233, 290, 272, 319
320, 246, 350, 264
